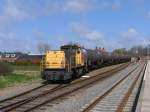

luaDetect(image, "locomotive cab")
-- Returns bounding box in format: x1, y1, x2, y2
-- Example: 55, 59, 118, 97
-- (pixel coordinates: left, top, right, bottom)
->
61, 44, 87, 77
61, 44, 85, 70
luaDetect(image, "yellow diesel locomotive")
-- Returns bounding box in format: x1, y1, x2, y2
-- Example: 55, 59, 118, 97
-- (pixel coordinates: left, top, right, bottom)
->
41, 44, 88, 81
41, 44, 131, 81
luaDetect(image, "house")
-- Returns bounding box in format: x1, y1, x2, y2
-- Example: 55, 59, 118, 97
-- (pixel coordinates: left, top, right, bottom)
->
0, 52, 23, 62
0, 52, 43, 64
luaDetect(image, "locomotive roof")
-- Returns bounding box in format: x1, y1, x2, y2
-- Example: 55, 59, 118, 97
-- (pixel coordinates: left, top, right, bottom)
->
61, 44, 81, 49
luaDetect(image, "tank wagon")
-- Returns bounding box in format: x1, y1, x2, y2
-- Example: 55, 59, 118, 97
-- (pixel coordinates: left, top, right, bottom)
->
41, 44, 130, 81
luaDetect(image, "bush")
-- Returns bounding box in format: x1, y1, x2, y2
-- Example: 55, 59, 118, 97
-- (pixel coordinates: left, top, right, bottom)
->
0, 62, 13, 75
13, 60, 41, 66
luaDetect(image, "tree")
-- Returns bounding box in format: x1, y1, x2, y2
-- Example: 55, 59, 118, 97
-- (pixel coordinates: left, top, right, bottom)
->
37, 42, 51, 54
112, 48, 127, 56
129, 46, 144, 57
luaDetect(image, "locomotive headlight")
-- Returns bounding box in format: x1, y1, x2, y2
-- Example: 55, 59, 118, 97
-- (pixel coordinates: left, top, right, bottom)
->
61, 61, 64, 64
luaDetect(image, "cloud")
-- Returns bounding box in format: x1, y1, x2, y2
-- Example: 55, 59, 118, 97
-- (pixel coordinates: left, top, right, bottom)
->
0, 31, 37, 52
121, 28, 139, 40
46, 0, 121, 14
45, 0, 97, 14
85, 31, 103, 41
63, 0, 94, 13
1, 0, 30, 20
0, 0, 31, 28
0, 0, 50, 29
119, 28, 148, 48
0, 0, 122, 28
69, 22, 107, 49
70, 22, 104, 41
0, 0, 38, 52
95, 0, 121, 11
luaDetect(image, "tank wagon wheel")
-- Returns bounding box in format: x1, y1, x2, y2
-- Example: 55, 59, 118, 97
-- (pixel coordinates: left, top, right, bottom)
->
64, 79, 71, 83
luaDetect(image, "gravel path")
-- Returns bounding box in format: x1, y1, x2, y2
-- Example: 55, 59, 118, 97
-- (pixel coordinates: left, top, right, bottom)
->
0, 80, 43, 101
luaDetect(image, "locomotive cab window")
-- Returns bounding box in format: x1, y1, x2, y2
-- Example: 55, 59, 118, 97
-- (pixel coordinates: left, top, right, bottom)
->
77, 50, 80, 54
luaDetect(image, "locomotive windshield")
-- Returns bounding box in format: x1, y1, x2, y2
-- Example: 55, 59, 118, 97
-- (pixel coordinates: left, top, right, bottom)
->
60, 44, 81, 54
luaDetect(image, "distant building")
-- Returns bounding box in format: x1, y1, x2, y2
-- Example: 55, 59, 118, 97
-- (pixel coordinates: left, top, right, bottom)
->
95, 47, 108, 56
0, 52, 23, 62
0, 52, 43, 63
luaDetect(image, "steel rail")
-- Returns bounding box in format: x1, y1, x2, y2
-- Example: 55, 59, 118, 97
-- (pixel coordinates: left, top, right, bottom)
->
0, 84, 62, 110
0, 83, 48, 103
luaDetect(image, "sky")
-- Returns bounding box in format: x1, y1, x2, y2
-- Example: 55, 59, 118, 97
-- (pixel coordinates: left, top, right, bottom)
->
0, 0, 150, 53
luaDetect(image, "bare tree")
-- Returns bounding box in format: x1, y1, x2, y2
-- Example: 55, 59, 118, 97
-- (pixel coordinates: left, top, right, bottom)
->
37, 42, 51, 53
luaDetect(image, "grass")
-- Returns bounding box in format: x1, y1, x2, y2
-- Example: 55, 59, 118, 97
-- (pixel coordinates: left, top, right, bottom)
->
0, 64, 41, 89
12, 65, 40, 71
0, 73, 40, 89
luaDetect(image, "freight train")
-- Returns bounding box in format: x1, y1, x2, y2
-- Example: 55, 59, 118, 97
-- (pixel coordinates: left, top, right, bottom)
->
41, 44, 130, 81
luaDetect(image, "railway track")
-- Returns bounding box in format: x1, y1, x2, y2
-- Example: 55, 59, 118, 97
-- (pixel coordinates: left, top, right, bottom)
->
0, 83, 57, 103
0, 84, 63, 109
81, 62, 146, 112
0, 63, 129, 112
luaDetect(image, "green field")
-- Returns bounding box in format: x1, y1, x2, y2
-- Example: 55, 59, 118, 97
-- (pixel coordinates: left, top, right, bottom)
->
0, 73, 40, 89
0, 65, 41, 89
12, 65, 40, 71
